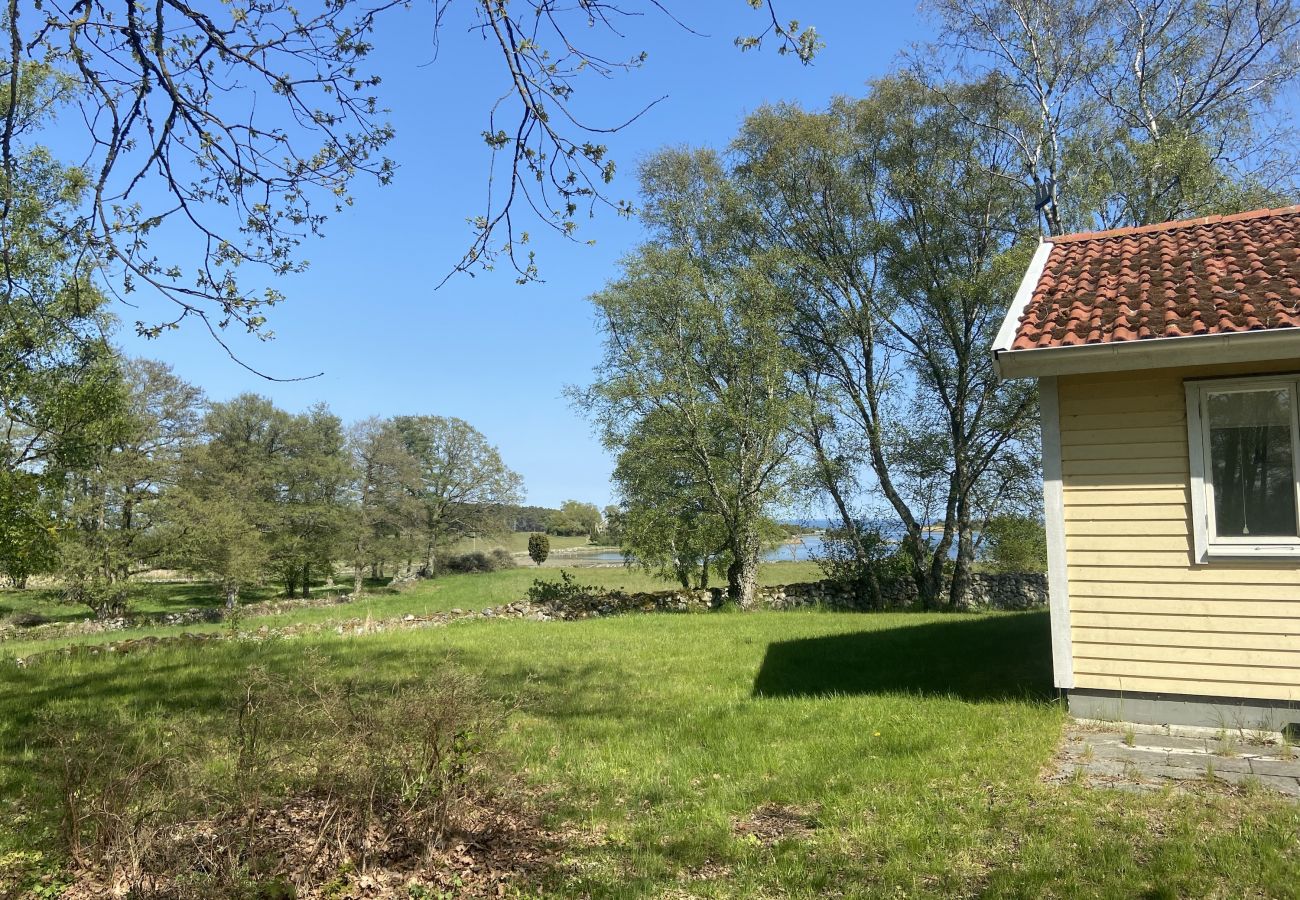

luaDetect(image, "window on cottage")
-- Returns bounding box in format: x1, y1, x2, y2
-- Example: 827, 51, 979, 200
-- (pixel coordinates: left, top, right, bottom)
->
1205, 389, 1298, 538
1189, 378, 1300, 559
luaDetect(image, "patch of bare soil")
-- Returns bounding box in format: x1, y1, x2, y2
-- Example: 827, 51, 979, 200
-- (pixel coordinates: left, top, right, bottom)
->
731, 803, 820, 848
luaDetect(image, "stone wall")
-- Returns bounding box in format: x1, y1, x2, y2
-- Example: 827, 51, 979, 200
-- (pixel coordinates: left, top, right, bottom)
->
0, 591, 359, 644
799, 572, 1050, 612
8, 573, 1047, 667
548, 571, 1047, 617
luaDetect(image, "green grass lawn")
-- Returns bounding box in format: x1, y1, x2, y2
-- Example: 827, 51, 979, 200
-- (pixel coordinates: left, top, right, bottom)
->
3, 603, 1298, 897
0, 577, 365, 628
0, 562, 825, 660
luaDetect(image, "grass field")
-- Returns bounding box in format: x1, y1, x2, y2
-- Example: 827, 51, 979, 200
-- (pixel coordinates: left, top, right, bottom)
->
0, 561, 824, 660
0, 533, 606, 627
449, 532, 605, 555
3, 570, 1299, 897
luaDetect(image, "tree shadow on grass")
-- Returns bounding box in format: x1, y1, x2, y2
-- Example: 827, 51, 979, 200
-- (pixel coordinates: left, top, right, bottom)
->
752, 611, 1053, 703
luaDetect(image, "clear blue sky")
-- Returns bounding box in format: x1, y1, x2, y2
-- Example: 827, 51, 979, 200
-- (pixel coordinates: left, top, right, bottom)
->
114, 2, 932, 509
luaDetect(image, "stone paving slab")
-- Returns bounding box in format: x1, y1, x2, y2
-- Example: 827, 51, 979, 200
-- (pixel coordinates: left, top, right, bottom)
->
1131, 733, 1213, 752
1252, 775, 1300, 797
1248, 756, 1300, 776
1047, 724, 1300, 799
1136, 764, 1213, 782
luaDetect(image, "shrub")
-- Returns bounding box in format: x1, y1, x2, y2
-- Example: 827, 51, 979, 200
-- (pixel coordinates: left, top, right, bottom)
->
35, 658, 517, 896
527, 533, 549, 566
981, 515, 1047, 574
5, 610, 51, 628
441, 548, 517, 574
815, 523, 912, 609
61, 576, 129, 619
443, 550, 492, 573
526, 570, 598, 611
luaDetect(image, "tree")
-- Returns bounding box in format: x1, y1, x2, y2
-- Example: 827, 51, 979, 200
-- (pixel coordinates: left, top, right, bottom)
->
167, 471, 271, 611
268, 405, 352, 598
184, 394, 291, 599
0, 469, 56, 588
508, 505, 560, 533
1, 3, 817, 354
612, 416, 731, 590
527, 532, 550, 567
193, 396, 352, 599
0, 73, 126, 594
548, 500, 602, 540
348, 417, 420, 594
731, 80, 1041, 607
920, 0, 1300, 235
981, 514, 1048, 574
0, 76, 122, 483
388, 416, 524, 573
576, 149, 799, 606
601, 505, 625, 545
57, 360, 204, 616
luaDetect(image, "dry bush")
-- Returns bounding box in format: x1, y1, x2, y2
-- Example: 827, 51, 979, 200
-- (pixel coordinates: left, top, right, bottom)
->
36, 656, 522, 897
439, 549, 516, 574
37, 711, 183, 893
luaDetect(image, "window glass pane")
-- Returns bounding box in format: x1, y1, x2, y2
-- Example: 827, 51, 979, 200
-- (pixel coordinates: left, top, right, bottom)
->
1207, 388, 1298, 538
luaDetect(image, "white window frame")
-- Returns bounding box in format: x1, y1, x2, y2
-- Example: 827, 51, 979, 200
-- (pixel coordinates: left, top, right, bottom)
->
1185, 374, 1300, 562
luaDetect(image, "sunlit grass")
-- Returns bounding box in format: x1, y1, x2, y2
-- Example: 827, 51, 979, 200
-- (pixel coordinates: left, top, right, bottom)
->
0, 562, 825, 659
3, 607, 1298, 897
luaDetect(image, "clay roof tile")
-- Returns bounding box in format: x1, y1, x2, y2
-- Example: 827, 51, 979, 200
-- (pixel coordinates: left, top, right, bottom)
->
1011, 206, 1300, 350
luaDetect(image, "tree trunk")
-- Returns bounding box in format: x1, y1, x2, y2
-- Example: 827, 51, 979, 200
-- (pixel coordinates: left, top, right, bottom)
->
301, 563, 310, 598
725, 534, 760, 607
353, 562, 364, 599
949, 501, 976, 609
225, 582, 239, 611
285, 571, 298, 598
901, 530, 930, 606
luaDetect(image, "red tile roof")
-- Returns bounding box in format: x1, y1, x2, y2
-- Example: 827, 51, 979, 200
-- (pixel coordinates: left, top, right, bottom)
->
1010, 205, 1300, 351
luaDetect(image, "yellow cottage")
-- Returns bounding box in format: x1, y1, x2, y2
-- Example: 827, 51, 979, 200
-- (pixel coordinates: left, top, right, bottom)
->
992, 205, 1300, 730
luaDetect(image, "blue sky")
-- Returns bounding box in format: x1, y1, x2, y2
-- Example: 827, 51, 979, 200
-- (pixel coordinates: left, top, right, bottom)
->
113, 1, 931, 508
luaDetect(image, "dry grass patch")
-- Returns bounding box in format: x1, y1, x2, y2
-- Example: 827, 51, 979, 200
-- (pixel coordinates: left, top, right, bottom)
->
24, 655, 554, 898
731, 804, 820, 848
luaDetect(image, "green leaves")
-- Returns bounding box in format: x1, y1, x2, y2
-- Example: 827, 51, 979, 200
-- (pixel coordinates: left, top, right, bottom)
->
923, 0, 1300, 233
578, 148, 799, 602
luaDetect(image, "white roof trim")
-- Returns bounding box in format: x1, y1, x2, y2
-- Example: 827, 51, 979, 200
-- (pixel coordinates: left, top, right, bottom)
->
991, 240, 1053, 380
995, 327, 1300, 380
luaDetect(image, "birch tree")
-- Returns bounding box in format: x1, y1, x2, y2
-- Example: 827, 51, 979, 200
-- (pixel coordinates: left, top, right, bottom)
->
733, 80, 1040, 607
921, 0, 1300, 234
576, 149, 798, 606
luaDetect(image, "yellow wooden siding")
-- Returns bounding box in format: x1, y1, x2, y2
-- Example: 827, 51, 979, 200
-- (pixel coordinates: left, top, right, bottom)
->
1058, 360, 1300, 701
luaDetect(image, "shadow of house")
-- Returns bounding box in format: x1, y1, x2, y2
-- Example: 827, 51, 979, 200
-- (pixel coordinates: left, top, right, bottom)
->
752, 612, 1054, 703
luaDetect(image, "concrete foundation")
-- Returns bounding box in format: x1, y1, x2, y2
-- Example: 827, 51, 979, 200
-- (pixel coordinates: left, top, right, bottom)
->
1068, 688, 1300, 734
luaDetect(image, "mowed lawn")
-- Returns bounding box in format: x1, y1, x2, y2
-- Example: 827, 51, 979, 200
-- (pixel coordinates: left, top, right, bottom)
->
4, 604, 1299, 897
